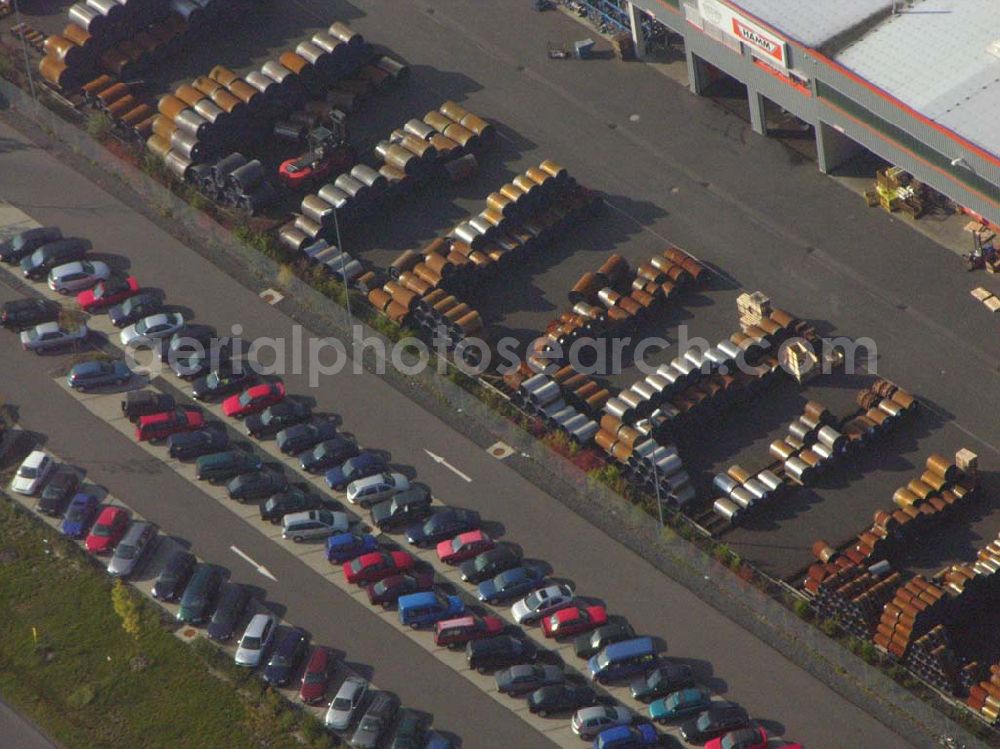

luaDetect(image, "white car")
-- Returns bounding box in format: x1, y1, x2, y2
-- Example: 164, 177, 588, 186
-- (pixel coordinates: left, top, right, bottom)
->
47, 260, 110, 294
511, 583, 575, 625
325, 675, 368, 732
10, 450, 55, 495
119, 312, 185, 347
20, 321, 89, 353
345, 472, 409, 508
281, 509, 350, 541
234, 612, 276, 668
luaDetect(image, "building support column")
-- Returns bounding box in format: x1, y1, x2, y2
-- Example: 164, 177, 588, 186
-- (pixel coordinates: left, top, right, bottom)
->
627, 2, 645, 59
747, 86, 767, 136
687, 52, 711, 95
816, 120, 862, 174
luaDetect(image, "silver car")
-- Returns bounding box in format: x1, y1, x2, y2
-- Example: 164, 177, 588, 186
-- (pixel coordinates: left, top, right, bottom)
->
119, 312, 185, 348
47, 260, 110, 294
345, 472, 409, 508
234, 612, 277, 668
281, 509, 350, 542
106, 521, 157, 578
571, 705, 633, 739
325, 675, 368, 732
20, 321, 89, 353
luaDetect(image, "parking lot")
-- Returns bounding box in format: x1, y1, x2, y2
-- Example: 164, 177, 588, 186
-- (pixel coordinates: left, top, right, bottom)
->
5, 0, 1000, 744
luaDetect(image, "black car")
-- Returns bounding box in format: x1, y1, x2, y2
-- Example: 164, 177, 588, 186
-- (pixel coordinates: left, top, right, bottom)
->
467, 636, 538, 674
527, 684, 598, 716
630, 663, 695, 702
109, 292, 162, 328
177, 564, 224, 624
191, 367, 256, 401
1, 299, 59, 330
208, 582, 250, 641
167, 428, 229, 460
151, 549, 197, 601
370, 487, 432, 531
262, 627, 309, 686
245, 401, 312, 438
226, 469, 289, 502
0, 226, 62, 263
679, 703, 749, 743
575, 621, 636, 659
121, 391, 175, 423
460, 546, 521, 584
405, 508, 481, 548
20, 238, 90, 280
276, 420, 338, 456
299, 436, 359, 473
159, 324, 219, 364
259, 490, 325, 524
170, 343, 232, 380
36, 469, 81, 517
388, 708, 427, 749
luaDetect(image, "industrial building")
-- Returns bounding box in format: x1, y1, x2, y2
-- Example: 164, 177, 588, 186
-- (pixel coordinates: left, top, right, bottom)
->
575, 0, 1000, 228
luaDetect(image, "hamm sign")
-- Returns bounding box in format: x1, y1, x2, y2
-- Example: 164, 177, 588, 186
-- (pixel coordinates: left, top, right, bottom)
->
697, 0, 789, 67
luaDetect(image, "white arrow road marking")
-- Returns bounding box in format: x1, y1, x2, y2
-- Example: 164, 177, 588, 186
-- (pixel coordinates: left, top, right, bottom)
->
423, 449, 472, 482
230, 545, 277, 581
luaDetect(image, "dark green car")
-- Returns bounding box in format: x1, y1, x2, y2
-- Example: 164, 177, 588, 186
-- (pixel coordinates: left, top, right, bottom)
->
195, 451, 263, 483
177, 564, 223, 624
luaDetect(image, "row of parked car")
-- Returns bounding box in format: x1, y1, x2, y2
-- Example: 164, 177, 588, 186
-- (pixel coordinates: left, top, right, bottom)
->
2, 224, 792, 749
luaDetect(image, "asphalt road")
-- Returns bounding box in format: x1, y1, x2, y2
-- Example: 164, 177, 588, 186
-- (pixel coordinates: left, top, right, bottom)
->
0, 118, 915, 749
0, 699, 59, 749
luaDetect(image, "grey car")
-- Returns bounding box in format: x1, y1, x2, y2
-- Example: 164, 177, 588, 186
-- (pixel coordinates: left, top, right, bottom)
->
349, 691, 400, 749
325, 675, 368, 733
20, 321, 89, 352
106, 521, 157, 578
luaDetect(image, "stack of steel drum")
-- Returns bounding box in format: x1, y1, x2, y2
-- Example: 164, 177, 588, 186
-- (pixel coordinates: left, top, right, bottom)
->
597, 411, 694, 506
298, 238, 365, 285
79, 77, 156, 140
40, 0, 254, 92
183, 152, 276, 214
501, 363, 604, 445
768, 400, 845, 486
711, 465, 784, 524
282, 101, 497, 253
843, 378, 917, 447
148, 22, 399, 186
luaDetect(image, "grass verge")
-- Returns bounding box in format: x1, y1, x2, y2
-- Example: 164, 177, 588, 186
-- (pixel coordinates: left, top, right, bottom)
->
0, 496, 339, 749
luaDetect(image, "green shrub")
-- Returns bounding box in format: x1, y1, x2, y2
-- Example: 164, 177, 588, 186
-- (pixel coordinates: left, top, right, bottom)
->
86, 112, 113, 142
110, 579, 143, 639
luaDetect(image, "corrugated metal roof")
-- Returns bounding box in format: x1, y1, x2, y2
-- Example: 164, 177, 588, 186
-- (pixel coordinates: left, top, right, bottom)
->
835, 0, 1000, 158
727, 0, 892, 47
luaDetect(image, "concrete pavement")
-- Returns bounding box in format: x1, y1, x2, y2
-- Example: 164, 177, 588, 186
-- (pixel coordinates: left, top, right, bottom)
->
0, 699, 60, 749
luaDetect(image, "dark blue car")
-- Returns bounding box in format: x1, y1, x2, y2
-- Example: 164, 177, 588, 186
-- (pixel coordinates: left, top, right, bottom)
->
477, 566, 545, 604
593, 723, 659, 749
324, 452, 385, 491
325, 532, 379, 563
60, 492, 99, 538
262, 627, 309, 686
167, 428, 229, 460
67, 359, 132, 391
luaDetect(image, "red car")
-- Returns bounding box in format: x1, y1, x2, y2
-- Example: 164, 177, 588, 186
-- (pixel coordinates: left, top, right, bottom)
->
77, 276, 139, 312
135, 407, 205, 442
705, 728, 768, 749
366, 571, 435, 607
541, 605, 608, 639
223, 382, 286, 418
343, 550, 414, 585
436, 529, 494, 564
298, 647, 336, 704
433, 614, 505, 648
85, 506, 129, 554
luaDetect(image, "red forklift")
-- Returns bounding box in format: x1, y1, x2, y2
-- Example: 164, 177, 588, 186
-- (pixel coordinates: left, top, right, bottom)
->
278, 113, 355, 191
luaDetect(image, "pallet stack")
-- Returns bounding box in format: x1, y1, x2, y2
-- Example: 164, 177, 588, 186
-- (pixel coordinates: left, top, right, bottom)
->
874, 576, 948, 658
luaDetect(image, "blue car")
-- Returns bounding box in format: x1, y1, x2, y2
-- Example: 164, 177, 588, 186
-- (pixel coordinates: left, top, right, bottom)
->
324, 452, 385, 491
593, 723, 659, 749
325, 532, 379, 563
67, 359, 132, 391
398, 591, 464, 628
60, 492, 99, 538
477, 566, 545, 604
649, 687, 712, 723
